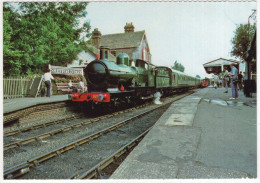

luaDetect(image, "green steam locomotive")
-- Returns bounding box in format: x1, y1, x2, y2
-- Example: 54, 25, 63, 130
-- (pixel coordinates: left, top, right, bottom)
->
71, 47, 200, 107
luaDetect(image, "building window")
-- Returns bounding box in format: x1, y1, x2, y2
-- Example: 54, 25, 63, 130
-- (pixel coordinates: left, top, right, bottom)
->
79, 60, 83, 65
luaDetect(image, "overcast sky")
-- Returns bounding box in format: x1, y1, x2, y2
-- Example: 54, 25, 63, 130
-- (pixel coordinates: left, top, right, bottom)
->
85, 1, 256, 78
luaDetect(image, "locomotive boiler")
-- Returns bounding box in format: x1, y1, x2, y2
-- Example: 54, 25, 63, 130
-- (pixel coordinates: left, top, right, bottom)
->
85, 47, 137, 91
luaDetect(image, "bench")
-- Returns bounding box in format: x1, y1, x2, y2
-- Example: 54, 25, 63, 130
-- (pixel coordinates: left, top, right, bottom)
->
56, 83, 82, 93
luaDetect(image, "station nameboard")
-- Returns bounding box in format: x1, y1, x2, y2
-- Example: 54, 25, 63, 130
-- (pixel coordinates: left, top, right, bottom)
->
50, 65, 83, 76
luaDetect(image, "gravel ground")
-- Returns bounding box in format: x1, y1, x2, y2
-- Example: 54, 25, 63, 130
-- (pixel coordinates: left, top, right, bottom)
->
4, 92, 192, 173
19, 102, 171, 179
4, 115, 91, 145
4, 107, 76, 134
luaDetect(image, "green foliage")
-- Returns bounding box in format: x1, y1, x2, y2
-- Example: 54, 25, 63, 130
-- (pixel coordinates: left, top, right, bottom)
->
3, 4, 23, 77
231, 23, 256, 61
171, 60, 185, 72
54, 75, 82, 83
3, 2, 91, 77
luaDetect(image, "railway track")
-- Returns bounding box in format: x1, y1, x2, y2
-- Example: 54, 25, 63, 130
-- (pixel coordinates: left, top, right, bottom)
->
4, 114, 83, 137
69, 127, 152, 179
4, 103, 150, 151
4, 91, 184, 151
4, 102, 68, 125
4, 104, 161, 179
4, 91, 193, 179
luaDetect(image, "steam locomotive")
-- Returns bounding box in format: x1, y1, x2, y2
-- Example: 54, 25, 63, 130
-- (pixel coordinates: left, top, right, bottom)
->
70, 47, 201, 108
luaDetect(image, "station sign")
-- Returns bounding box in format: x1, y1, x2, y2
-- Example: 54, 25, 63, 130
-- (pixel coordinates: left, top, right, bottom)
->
49, 65, 83, 76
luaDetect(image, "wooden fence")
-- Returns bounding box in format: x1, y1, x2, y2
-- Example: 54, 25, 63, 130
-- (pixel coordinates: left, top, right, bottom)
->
3, 77, 33, 99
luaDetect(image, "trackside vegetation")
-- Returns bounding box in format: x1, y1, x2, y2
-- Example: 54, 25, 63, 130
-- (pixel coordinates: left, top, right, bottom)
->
3, 2, 91, 77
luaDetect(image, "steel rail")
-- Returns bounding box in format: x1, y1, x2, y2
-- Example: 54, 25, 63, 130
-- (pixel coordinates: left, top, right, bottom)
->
4, 102, 67, 124
3, 103, 161, 179
4, 103, 149, 151
4, 114, 83, 137
69, 126, 153, 179
4, 91, 192, 179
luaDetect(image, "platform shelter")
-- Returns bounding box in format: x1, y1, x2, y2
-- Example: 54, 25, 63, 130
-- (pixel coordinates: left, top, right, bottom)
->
203, 58, 240, 74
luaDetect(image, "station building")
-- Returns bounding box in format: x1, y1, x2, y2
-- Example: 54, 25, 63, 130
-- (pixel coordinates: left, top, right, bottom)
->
203, 58, 240, 75
92, 22, 152, 62
68, 22, 151, 68
67, 45, 116, 69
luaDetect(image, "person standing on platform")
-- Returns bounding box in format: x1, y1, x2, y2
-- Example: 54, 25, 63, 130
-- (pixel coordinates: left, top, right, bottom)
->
213, 73, 219, 89
229, 64, 238, 99
212, 78, 214, 87
43, 69, 54, 97
223, 69, 229, 93
243, 72, 246, 88
238, 71, 243, 91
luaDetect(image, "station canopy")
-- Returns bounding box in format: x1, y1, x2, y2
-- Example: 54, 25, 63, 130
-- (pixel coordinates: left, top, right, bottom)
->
203, 58, 240, 74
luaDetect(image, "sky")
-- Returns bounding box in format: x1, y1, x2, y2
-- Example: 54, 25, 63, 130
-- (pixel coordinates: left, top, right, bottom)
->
85, 1, 256, 78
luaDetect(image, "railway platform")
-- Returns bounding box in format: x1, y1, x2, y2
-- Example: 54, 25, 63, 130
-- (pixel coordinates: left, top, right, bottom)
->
110, 87, 257, 179
3, 95, 69, 114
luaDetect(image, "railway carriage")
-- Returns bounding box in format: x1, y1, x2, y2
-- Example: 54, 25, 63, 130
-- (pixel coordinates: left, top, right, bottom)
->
71, 47, 200, 108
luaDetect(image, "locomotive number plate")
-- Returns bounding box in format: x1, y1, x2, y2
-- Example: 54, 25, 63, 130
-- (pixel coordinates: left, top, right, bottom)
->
92, 95, 98, 99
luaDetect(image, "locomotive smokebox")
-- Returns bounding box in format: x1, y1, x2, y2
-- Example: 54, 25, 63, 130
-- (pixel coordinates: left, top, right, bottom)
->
100, 46, 109, 61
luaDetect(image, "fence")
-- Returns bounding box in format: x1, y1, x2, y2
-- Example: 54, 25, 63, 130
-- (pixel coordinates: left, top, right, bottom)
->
3, 77, 33, 99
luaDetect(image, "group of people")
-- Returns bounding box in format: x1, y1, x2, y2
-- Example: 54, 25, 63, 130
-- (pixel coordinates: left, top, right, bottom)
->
43, 69, 87, 97
213, 64, 244, 100
68, 79, 87, 93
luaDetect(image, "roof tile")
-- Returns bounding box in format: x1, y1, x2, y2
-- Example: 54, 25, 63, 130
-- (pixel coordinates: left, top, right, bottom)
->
101, 31, 145, 49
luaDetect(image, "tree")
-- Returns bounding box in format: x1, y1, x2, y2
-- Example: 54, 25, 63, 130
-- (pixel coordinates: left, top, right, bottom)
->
171, 60, 185, 72
3, 2, 91, 76
195, 75, 201, 78
3, 3, 23, 76
231, 23, 256, 62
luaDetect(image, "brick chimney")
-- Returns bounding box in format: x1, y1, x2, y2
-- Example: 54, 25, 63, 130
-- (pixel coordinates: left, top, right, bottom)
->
124, 22, 135, 33
92, 28, 101, 48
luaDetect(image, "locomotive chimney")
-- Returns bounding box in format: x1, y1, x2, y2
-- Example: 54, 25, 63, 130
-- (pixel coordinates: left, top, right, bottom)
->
92, 28, 101, 48
100, 46, 109, 60
124, 22, 135, 33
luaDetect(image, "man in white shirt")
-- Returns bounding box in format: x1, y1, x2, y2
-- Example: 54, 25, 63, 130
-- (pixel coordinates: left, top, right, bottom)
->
213, 73, 219, 89
68, 80, 78, 93
43, 69, 54, 97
